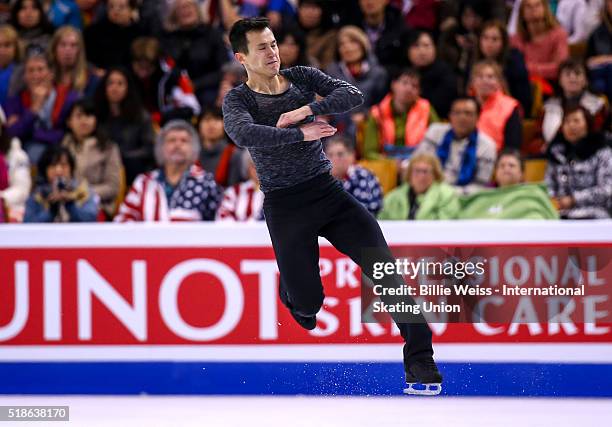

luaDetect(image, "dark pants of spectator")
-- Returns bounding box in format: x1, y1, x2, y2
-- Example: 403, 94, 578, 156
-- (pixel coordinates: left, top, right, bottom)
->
263, 172, 434, 366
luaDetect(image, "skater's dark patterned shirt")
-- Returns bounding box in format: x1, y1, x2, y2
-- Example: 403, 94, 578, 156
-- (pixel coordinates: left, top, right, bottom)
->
222, 66, 364, 193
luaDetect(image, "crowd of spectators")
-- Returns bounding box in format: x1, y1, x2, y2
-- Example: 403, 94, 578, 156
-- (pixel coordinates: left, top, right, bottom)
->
0, 0, 610, 224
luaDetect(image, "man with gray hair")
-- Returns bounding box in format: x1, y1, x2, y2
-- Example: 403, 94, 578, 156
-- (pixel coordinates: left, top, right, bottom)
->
115, 120, 222, 222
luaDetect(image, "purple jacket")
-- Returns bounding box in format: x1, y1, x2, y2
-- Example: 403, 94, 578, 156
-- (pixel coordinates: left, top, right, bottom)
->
4, 89, 79, 146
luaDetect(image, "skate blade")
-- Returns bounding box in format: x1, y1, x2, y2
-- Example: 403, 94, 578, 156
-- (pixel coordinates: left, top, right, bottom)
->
403, 383, 442, 396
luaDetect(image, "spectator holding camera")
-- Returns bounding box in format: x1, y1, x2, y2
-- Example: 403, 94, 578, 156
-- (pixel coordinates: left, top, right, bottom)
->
24, 144, 98, 222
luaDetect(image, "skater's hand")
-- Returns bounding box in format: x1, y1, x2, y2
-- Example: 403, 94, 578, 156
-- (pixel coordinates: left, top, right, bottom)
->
300, 121, 337, 141
276, 106, 313, 128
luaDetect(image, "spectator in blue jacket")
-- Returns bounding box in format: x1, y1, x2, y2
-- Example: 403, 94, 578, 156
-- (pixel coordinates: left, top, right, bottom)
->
24, 145, 98, 222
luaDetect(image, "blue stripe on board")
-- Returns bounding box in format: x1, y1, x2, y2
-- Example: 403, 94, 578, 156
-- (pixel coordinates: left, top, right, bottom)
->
1, 362, 610, 397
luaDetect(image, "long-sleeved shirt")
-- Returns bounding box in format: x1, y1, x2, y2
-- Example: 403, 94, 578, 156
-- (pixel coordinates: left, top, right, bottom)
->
222, 66, 364, 193
510, 26, 569, 80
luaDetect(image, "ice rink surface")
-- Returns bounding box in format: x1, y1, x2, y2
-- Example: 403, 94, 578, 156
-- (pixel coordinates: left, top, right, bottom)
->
0, 395, 610, 427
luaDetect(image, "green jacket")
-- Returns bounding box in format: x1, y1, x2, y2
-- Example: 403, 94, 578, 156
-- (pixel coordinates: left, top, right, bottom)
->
378, 182, 460, 220
458, 183, 559, 219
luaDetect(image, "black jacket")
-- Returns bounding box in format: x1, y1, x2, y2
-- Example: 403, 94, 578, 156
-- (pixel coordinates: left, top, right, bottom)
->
587, 21, 612, 58
416, 59, 458, 119
345, 5, 408, 69
84, 18, 143, 69
160, 24, 230, 107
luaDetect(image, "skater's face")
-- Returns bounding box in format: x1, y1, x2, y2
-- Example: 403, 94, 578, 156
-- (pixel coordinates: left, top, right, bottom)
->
325, 141, 354, 179
495, 154, 523, 187
162, 129, 195, 166
391, 74, 420, 106
236, 28, 280, 77
449, 99, 479, 138
409, 160, 434, 195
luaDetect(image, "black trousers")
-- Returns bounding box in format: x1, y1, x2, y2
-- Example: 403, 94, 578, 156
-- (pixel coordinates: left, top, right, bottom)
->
263, 172, 433, 366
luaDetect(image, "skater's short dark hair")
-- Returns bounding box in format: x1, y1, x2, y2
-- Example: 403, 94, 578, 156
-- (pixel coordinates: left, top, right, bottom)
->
229, 17, 272, 54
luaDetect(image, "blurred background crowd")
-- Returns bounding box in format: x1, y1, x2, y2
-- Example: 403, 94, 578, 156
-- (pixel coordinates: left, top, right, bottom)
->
0, 0, 610, 224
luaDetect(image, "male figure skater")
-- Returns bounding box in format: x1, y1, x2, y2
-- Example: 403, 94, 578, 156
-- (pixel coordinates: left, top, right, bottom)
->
222, 17, 442, 395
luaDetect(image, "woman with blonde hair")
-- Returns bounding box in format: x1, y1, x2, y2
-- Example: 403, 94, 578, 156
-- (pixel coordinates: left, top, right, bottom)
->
0, 25, 21, 106
378, 152, 459, 220
325, 25, 387, 136
510, 0, 569, 81
49, 26, 99, 98
470, 59, 522, 152
326, 26, 388, 111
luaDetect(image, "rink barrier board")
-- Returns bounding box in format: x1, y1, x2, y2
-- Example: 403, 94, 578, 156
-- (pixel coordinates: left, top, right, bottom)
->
1, 222, 611, 397
0, 361, 611, 397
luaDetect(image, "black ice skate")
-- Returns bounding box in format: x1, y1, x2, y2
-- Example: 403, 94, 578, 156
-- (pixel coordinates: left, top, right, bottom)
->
279, 280, 317, 330
404, 357, 443, 396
